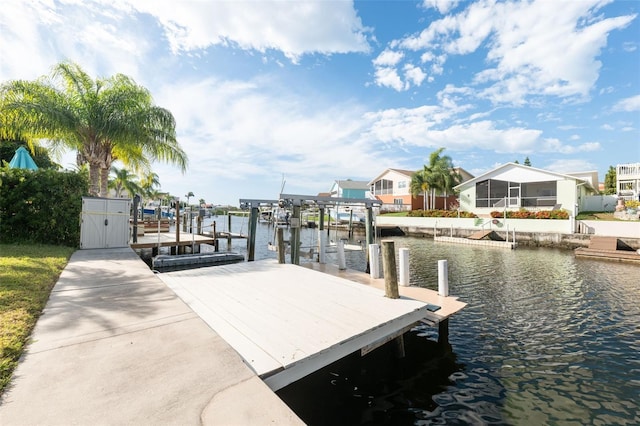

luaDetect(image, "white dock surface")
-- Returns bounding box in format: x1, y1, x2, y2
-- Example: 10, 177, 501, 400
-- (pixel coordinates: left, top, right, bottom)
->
157, 260, 433, 391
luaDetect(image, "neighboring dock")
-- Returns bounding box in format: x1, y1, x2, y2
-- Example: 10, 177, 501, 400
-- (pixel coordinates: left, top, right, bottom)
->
575, 236, 640, 263
434, 229, 516, 249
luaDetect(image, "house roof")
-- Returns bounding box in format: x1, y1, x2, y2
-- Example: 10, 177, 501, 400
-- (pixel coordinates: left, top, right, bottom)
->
334, 180, 369, 190
454, 162, 597, 192
368, 167, 474, 185
367, 168, 415, 185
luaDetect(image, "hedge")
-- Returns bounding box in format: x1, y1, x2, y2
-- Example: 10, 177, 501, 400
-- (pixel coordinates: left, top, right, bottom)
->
0, 168, 88, 246
407, 209, 478, 218
490, 209, 570, 219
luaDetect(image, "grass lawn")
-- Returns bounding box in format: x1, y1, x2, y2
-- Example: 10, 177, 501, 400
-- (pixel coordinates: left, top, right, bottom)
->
575, 211, 622, 220
0, 244, 75, 395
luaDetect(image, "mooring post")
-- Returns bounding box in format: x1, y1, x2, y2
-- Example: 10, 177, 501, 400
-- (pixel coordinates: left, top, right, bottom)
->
438, 318, 451, 351
213, 221, 219, 252
132, 194, 140, 243
368, 243, 380, 278
277, 227, 286, 264
290, 203, 301, 265
197, 214, 203, 235
318, 229, 327, 264
175, 201, 180, 253
247, 206, 259, 261
438, 259, 449, 296
227, 213, 232, 250
319, 207, 325, 231
337, 240, 346, 270
364, 206, 374, 273
348, 209, 354, 239
381, 240, 399, 299
398, 248, 409, 286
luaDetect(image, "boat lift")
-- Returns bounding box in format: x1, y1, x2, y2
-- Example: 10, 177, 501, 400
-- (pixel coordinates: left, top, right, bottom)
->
239, 194, 382, 266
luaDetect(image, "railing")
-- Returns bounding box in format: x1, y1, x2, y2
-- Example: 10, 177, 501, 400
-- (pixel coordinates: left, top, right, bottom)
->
617, 163, 640, 178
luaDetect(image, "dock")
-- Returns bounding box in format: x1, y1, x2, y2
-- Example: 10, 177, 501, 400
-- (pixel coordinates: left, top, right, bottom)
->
434, 230, 516, 249
0, 248, 303, 425
575, 236, 640, 263
129, 232, 215, 250
156, 260, 466, 391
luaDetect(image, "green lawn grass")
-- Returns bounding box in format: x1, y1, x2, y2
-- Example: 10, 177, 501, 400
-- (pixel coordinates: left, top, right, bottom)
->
0, 244, 74, 395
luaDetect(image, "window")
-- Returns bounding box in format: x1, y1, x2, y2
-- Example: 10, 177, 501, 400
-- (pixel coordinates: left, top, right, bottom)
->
393, 199, 403, 205
397, 181, 407, 189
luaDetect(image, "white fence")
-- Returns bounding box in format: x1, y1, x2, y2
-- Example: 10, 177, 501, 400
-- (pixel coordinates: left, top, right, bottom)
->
575, 220, 640, 238
581, 195, 617, 212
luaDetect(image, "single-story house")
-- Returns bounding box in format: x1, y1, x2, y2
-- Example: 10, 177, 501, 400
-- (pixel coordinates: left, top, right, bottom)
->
329, 179, 371, 199
369, 167, 474, 211
454, 162, 599, 216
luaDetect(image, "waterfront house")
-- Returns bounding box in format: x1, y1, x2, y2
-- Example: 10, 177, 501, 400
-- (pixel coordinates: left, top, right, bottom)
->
616, 163, 640, 201
454, 162, 599, 216
329, 179, 370, 199
369, 167, 474, 211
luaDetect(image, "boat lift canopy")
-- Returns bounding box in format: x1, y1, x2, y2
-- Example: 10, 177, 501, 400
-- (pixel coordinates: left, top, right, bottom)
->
238, 194, 380, 264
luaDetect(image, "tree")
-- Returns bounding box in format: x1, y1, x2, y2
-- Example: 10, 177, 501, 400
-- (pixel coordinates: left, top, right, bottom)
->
0, 61, 188, 197
524, 156, 531, 166
410, 166, 431, 210
185, 191, 194, 207
604, 166, 617, 195
198, 198, 205, 207
109, 166, 142, 198
417, 148, 461, 210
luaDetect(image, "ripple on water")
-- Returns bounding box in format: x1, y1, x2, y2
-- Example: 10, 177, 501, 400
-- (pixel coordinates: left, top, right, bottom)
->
277, 238, 640, 425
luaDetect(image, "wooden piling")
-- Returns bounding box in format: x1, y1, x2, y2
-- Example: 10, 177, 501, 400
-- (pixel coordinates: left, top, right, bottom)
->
247, 207, 258, 261
277, 227, 286, 264
381, 240, 399, 299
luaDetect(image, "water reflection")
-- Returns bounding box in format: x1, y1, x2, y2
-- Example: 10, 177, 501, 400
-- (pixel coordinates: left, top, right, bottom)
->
385, 238, 640, 425
153, 221, 639, 424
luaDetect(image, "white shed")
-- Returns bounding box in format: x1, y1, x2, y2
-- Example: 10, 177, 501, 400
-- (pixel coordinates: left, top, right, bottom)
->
80, 197, 131, 249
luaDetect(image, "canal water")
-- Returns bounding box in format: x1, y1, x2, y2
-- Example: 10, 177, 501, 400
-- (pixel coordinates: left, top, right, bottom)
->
171, 218, 640, 424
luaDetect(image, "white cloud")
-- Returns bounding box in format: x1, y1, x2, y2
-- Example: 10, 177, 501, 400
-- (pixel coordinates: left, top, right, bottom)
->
388, 0, 637, 105
422, 0, 461, 14
127, 0, 371, 62
545, 159, 597, 173
373, 49, 404, 67
374, 67, 405, 91
613, 94, 640, 112
404, 64, 426, 86
601, 124, 614, 130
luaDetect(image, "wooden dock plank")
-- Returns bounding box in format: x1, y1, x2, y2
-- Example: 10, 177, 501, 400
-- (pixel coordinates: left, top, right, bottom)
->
588, 236, 618, 251
156, 260, 443, 391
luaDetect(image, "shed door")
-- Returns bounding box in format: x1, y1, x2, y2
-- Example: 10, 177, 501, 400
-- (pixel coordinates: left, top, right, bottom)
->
81, 198, 108, 249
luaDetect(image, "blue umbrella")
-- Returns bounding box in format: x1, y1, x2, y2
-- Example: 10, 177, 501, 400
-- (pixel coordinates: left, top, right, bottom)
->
9, 146, 39, 170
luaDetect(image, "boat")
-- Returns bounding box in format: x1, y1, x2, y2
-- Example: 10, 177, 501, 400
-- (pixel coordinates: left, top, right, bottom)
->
152, 252, 245, 271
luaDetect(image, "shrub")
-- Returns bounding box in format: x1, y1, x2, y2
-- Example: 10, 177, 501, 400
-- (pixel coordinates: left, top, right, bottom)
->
490, 209, 570, 219
408, 209, 477, 218
625, 200, 640, 209
0, 168, 88, 245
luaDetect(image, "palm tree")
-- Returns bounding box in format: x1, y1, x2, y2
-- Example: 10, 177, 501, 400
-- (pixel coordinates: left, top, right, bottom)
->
185, 191, 194, 208
426, 148, 461, 209
411, 148, 461, 210
109, 166, 142, 198
139, 171, 161, 203
410, 166, 432, 210
0, 61, 188, 196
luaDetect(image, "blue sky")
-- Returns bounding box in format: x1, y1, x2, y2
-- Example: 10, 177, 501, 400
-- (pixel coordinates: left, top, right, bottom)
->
1, 0, 638, 205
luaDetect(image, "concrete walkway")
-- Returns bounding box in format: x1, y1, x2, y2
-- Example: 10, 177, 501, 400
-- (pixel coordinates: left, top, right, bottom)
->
0, 248, 303, 425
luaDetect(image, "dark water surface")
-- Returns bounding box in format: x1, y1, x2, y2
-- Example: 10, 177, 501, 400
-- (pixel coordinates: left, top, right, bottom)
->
167, 220, 640, 425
